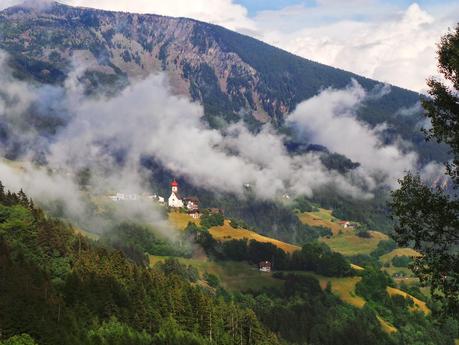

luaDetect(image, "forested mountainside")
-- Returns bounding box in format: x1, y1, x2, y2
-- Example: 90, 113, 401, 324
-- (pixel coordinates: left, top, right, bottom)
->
0, 1, 447, 164
1, 186, 456, 345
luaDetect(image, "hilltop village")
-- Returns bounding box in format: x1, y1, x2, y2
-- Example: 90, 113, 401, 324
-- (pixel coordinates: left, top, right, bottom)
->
107, 179, 219, 220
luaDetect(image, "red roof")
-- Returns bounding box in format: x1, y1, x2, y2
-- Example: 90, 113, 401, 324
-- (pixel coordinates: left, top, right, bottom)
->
170, 179, 178, 187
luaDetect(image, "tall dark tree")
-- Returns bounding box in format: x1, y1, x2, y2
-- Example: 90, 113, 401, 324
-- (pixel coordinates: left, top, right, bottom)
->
390, 24, 459, 314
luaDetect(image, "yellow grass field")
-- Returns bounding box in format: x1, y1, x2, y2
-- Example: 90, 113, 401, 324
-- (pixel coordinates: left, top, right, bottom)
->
377, 316, 398, 334
321, 231, 389, 256
318, 276, 366, 308
298, 210, 343, 235
387, 286, 430, 314
168, 212, 200, 230
209, 220, 301, 254
380, 248, 421, 264
351, 263, 365, 271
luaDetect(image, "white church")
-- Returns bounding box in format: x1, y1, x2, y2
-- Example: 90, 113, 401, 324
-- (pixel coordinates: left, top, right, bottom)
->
168, 179, 184, 208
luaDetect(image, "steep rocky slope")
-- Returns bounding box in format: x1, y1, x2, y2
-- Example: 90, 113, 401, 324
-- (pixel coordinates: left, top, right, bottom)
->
0, 1, 432, 137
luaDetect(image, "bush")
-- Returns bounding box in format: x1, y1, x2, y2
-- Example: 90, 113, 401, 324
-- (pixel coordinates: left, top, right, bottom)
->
371, 239, 397, 258
204, 272, 220, 288
391, 255, 412, 268
357, 230, 372, 238
200, 212, 224, 228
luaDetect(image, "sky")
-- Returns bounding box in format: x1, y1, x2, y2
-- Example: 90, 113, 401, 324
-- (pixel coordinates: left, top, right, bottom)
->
1, 0, 459, 91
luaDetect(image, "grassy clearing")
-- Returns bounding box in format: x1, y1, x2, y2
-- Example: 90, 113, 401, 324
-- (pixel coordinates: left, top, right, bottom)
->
150, 256, 282, 292
379, 248, 421, 264
317, 275, 366, 308
298, 212, 346, 235
321, 231, 388, 256
387, 286, 429, 314
209, 220, 301, 254
351, 263, 365, 271
298, 207, 355, 236
380, 248, 421, 280
168, 212, 199, 230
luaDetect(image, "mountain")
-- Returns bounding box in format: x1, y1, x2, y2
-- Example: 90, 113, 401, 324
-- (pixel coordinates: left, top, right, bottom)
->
0, 1, 447, 163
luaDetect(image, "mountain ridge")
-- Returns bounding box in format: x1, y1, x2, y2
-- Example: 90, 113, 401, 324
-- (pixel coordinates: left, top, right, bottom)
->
0, 1, 424, 128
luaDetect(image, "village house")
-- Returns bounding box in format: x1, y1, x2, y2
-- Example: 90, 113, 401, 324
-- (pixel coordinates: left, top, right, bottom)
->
184, 196, 199, 211
338, 221, 356, 229
259, 261, 272, 272
188, 209, 201, 219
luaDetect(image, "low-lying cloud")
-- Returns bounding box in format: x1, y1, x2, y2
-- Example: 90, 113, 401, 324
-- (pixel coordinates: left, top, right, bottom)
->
0, 49, 441, 234
287, 80, 418, 188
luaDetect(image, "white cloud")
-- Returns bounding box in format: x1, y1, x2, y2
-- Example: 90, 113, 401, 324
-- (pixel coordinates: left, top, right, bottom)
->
0, 0, 255, 32
287, 80, 419, 187
47, 70, 369, 200
255, 2, 459, 92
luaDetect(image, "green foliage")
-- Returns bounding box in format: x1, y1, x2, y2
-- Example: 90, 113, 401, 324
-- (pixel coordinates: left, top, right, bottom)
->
390, 24, 459, 315
291, 196, 316, 213
371, 239, 397, 258
218, 238, 351, 277
0, 185, 280, 345
152, 317, 210, 345
239, 274, 394, 345
356, 269, 394, 302
204, 272, 220, 288
0, 334, 38, 345
349, 254, 381, 269
100, 222, 191, 264
200, 211, 224, 229
391, 255, 412, 268
86, 318, 152, 345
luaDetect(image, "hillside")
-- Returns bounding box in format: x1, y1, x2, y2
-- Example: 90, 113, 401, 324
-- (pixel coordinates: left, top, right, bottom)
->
1, 183, 454, 345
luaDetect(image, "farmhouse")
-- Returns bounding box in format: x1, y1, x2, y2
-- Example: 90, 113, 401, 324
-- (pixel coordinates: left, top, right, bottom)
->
184, 196, 199, 210
259, 261, 272, 272
338, 221, 356, 229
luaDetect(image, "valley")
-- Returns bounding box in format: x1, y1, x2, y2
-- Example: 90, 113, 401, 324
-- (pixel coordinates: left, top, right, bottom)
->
0, 1, 457, 345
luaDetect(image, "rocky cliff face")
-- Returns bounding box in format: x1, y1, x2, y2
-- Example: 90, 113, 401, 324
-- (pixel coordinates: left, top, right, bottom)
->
0, 2, 276, 124
1, 2, 424, 124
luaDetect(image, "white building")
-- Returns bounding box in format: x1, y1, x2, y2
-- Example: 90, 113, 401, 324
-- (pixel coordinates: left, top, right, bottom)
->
168, 180, 184, 208
109, 192, 138, 201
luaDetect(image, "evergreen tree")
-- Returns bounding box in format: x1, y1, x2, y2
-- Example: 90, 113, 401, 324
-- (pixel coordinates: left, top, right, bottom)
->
390, 24, 459, 314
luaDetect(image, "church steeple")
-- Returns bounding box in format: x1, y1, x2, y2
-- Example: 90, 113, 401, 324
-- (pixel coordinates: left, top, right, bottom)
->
171, 179, 178, 193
